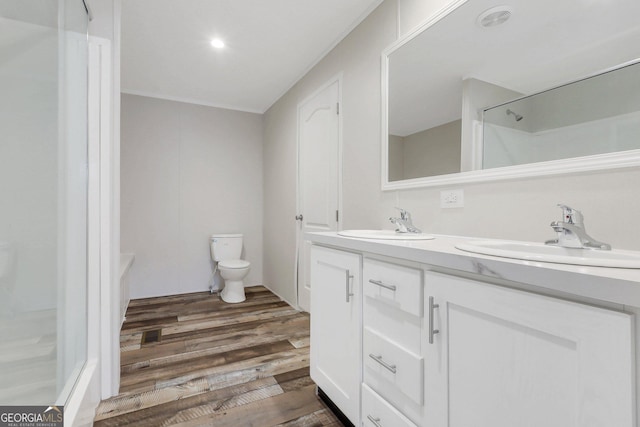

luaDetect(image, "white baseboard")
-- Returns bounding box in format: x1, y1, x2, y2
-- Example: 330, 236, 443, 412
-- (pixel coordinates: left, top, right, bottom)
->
261, 283, 298, 310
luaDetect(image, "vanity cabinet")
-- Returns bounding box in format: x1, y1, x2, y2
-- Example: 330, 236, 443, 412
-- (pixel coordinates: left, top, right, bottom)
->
362, 258, 423, 425
308, 239, 636, 427
423, 270, 635, 427
309, 245, 361, 425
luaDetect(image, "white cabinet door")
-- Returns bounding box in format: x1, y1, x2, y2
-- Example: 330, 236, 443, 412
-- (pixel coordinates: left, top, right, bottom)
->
424, 270, 635, 427
310, 245, 361, 425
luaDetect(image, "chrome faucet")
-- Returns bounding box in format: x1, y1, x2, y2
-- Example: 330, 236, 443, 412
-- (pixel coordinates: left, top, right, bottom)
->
389, 208, 421, 234
545, 204, 611, 250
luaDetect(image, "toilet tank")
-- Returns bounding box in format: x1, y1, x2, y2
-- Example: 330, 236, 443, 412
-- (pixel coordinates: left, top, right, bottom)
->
210, 234, 243, 262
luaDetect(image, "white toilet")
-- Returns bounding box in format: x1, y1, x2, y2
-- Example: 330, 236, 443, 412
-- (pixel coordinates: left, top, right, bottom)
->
210, 234, 250, 303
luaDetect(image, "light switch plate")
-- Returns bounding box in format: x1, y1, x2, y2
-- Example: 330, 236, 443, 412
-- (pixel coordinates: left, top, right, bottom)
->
440, 189, 464, 208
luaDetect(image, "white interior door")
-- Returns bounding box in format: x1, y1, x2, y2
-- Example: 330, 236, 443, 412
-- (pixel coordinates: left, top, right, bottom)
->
297, 78, 341, 312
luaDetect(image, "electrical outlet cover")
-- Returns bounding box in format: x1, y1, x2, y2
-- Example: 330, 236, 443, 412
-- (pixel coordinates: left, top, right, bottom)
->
440, 189, 464, 208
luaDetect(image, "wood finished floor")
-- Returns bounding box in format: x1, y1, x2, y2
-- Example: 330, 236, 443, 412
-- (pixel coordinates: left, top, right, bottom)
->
94, 286, 341, 427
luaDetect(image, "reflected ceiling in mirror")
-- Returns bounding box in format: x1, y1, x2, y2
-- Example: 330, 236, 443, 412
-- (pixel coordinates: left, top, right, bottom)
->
383, 0, 640, 189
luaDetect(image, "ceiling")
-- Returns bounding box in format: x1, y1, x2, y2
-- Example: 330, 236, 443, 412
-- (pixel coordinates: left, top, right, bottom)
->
121, 0, 382, 114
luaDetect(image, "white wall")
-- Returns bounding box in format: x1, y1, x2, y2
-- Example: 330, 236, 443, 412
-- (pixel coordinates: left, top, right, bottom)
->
121, 94, 263, 299
262, 0, 640, 306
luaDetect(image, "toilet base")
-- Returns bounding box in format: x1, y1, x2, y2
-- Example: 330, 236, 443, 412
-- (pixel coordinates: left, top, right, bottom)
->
220, 280, 246, 303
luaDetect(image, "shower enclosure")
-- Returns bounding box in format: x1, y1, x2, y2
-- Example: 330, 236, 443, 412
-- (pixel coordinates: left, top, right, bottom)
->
0, 0, 89, 406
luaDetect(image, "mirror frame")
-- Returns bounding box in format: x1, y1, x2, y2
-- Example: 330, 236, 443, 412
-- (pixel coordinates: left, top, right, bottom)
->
381, 0, 640, 191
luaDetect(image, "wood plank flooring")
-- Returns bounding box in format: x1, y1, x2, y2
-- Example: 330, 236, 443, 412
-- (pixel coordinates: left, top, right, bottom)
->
95, 286, 342, 427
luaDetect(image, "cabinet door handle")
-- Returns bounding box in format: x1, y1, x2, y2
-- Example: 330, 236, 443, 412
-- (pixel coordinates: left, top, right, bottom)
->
367, 415, 383, 427
369, 353, 397, 374
368, 279, 396, 291
428, 296, 440, 344
345, 270, 354, 303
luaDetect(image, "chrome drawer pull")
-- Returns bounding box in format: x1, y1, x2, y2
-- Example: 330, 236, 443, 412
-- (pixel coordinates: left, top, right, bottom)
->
345, 270, 354, 303
428, 296, 440, 344
369, 353, 397, 374
367, 415, 382, 427
368, 279, 396, 291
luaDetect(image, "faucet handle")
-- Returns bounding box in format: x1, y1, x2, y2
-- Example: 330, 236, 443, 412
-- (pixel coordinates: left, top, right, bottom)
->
394, 207, 410, 220
557, 204, 583, 225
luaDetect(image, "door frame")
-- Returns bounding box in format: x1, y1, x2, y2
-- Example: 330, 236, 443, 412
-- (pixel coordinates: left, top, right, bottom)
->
295, 74, 344, 311
64, 35, 115, 426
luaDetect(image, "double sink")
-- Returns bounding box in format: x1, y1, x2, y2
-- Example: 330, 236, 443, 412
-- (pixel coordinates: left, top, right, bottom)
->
337, 229, 640, 269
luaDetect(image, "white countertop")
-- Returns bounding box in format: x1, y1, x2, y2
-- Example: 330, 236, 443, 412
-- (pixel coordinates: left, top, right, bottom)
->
306, 232, 640, 307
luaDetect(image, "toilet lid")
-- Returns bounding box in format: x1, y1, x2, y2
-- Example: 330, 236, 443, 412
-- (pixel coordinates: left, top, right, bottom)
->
218, 260, 250, 269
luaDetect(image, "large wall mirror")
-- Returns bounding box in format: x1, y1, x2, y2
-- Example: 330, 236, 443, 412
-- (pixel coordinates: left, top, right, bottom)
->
382, 0, 640, 190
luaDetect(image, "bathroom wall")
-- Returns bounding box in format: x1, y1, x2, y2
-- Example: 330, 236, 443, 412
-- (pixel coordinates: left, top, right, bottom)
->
121, 94, 263, 299
262, 0, 640, 307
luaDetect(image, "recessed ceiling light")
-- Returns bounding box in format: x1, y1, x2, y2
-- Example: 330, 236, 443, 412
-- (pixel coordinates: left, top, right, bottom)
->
477, 6, 512, 28
210, 38, 225, 49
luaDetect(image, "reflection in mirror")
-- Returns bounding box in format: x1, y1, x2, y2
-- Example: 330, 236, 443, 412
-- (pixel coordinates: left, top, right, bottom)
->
388, 120, 461, 181
384, 0, 640, 189
482, 62, 640, 169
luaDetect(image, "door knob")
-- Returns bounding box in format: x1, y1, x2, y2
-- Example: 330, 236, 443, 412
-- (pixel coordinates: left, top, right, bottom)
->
295, 214, 304, 221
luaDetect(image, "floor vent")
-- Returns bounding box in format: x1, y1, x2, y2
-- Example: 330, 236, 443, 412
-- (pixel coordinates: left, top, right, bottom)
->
141, 329, 162, 345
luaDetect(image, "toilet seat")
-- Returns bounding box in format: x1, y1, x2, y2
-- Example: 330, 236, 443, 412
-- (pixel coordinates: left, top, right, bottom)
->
218, 259, 250, 269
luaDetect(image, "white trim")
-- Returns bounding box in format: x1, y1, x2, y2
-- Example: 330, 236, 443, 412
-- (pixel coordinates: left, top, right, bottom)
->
90, 33, 120, 400
383, 149, 640, 190
262, 283, 297, 309
64, 35, 110, 427
382, 0, 468, 60
120, 89, 264, 115
98, 35, 114, 400
380, 0, 640, 191
337, 77, 344, 232
380, 52, 389, 191
395, 0, 401, 39
110, 0, 122, 399
294, 93, 302, 311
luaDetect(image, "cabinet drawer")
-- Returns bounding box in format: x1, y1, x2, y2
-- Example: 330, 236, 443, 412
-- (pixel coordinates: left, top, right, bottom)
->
364, 295, 421, 355
362, 384, 418, 427
363, 327, 423, 405
363, 258, 423, 317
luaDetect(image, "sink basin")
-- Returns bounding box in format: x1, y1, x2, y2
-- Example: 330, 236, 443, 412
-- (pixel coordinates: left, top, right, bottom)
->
338, 229, 435, 241
456, 240, 640, 268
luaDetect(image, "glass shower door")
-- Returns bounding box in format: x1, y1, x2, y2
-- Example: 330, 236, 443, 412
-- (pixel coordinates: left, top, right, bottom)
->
0, 0, 89, 406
